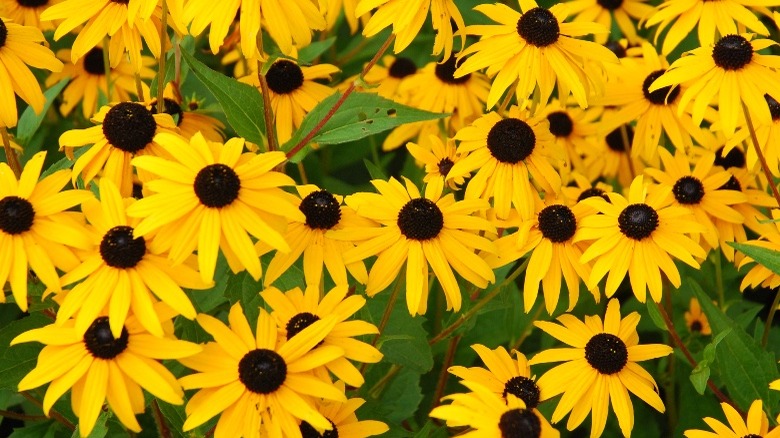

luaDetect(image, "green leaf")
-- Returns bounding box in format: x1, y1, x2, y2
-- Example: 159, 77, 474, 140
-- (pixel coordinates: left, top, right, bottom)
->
645, 299, 667, 331
150, 36, 196, 97
689, 362, 710, 395
297, 37, 337, 64
283, 92, 447, 163
0, 313, 49, 390
363, 158, 387, 180
730, 242, 780, 276
360, 368, 423, 425
16, 79, 69, 146
690, 281, 780, 411
155, 401, 188, 438
224, 272, 263, 329
181, 50, 265, 145
8, 421, 63, 438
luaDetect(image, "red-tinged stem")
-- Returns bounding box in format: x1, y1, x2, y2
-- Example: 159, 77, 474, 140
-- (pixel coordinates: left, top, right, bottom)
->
431, 335, 461, 409
285, 34, 395, 160
20, 391, 75, 431
742, 102, 780, 209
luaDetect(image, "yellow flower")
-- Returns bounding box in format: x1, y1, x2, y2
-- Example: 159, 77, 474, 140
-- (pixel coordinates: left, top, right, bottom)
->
685, 399, 780, 438
334, 177, 496, 316
289, 381, 388, 437
12, 304, 201, 437
406, 134, 464, 193
0, 152, 92, 311
530, 299, 672, 438
261, 285, 383, 387
684, 298, 711, 336
55, 179, 211, 338
179, 304, 346, 437
0, 0, 60, 30
127, 133, 303, 283
455, 0, 618, 108
147, 86, 225, 142
565, 0, 653, 44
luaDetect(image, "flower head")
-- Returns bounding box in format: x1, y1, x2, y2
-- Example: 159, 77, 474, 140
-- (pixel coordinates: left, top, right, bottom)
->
684, 399, 780, 438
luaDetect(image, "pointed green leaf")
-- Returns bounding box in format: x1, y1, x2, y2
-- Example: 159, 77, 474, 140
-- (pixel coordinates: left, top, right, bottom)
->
16, 79, 69, 145
181, 50, 265, 145
730, 242, 780, 276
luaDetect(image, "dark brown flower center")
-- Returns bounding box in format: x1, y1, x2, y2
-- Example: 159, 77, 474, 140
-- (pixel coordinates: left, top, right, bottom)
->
266, 60, 304, 94
388, 57, 417, 79
150, 98, 184, 126
300, 420, 338, 438
766, 94, 780, 121
0, 18, 7, 48
719, 175, 742, 192
585, 333, 628, 374
84, 317, 129, 359
606, 125, 633, 152
193, 164, 241, 208
487, 118, 536, 164
538, 204, 577, 243
100, 226, 146, 269
498, 409, 541, 438
83, 48, 106, 75
0, 196, 35, 235
286, 312, 321, 340
712, 34, 753, 70
238, 349, 287, 394
503, 376, 541, 409
300, 190, 341, 230
643, 69, 680, 105
102, 102, 157, 153
577, 187, 610, 203
517, 7, 559, 47
546, 111, 573, 137
397, 198, 444, 241
673, 176, 705, 204
434, 57, 470, 85
618, 203, 659, 240
437, 158, 454, 178
604, 40, 627, 58
690, 321, 703, 332
714, 146, 746, 169
597, 0, 623, 10
16, 0, 49, 7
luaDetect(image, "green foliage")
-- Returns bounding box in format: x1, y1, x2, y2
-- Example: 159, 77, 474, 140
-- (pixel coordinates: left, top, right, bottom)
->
0, 313, 48, 390
690, 329, 730, 395
691, 281, 780, 412
283, 92, 447, 162
16, 79, 69, 147
730, 242, 780, 276
181, 50, 266, 145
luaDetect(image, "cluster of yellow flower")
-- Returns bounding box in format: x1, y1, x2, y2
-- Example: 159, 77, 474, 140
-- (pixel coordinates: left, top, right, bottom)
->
2, 0, 780, 436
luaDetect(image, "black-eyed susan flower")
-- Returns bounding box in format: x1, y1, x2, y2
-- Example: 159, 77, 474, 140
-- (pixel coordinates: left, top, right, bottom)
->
566, 0, 653, 44
645, 148, 747, 251
430, 380, 558, 438
357, 0, 464, 61
359, 55, 418, 101
581, 120, 647, 188
1, 0, 59, 30
148, 84, 225, 142
55, 179, 211, 338
0, 151, 92, 311
598, 43, 717, 160
448, 106, 563, 220
128, 132, 304, 283
536, 100, 601, 176
485, 195, 599, 313
382, 56, 490, 151
530, 298, 673, 438
560, 171, 613, 214
645, 0, 780, 55
335, 177, 496, 316
241, 59, 338, 145
261, 285, 383, 387
183, 0, 325, 57
684, 399, 780, 438
261, 185, 369, 288
13, 305, 200, 437
41, 0, 161, 71
449, 344, 547, 414
178, 304, 346, 437
455, 0, 619, 108
47, 47, 155, 119
289, 381, 388, 437
649, 33, 780, 138
406, 134, 464, 194
577, 175, 707, 302
727, 94, 780, 177
0, 17, 63, 127
59, 101, 178, 197
684, 298, 711, 335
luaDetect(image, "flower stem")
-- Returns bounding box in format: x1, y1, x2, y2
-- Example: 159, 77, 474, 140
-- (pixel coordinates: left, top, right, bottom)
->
761, 288, 780, 347
431, 335, 460, 409
429, 258, 529, 346
285, 33, 395, 160
0, 409, 48, 422
20, 391, 75, 431
741, 102, 780, 209
713, 250, 725, 309
360, 272, 404, 375
619, 124, 636, 178
653, 301, 741, 413
134, 73, 145, 102
156, 0, 169, 114
1, 127, 21, 177
151, 400, 171, 438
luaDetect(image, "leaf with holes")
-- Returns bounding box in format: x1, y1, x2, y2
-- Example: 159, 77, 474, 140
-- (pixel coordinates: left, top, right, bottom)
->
283, 92, 447, 163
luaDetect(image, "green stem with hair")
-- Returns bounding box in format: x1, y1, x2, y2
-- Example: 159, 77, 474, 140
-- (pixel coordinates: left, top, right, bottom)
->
762, 288, 780, 347
1, 127, 20, 177
256, 33, 277, 152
